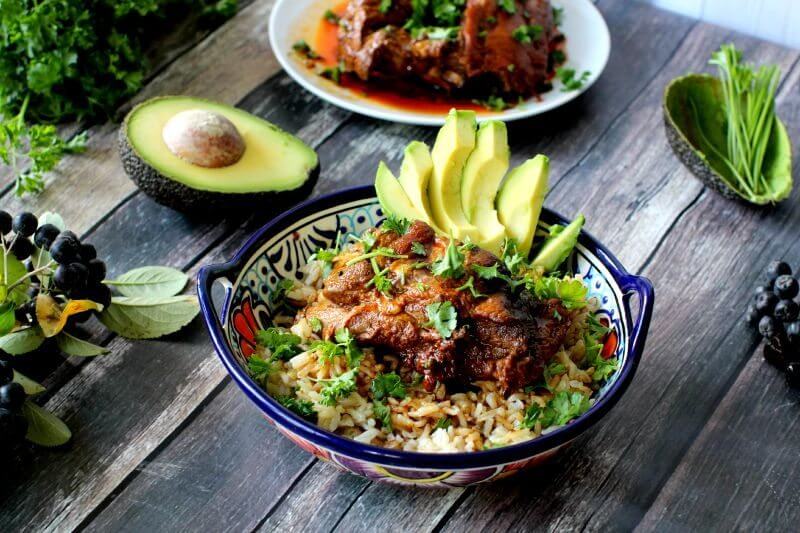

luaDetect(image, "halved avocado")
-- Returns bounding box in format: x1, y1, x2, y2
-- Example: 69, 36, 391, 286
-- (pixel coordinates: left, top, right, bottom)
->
118, 96, 319, 212
663, 74, 792, 205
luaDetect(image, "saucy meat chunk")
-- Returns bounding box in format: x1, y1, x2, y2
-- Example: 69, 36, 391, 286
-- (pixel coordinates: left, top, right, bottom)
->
298, 221, 573, 394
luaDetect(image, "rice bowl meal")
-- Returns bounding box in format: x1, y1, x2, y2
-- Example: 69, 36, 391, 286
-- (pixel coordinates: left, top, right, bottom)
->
251, 221, 615, 452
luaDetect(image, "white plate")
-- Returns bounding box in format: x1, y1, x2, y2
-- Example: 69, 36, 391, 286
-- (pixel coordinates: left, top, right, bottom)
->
269, 0, 611, 126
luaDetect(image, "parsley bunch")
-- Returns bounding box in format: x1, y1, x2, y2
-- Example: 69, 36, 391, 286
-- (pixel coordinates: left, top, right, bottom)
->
0, 0, 236, 195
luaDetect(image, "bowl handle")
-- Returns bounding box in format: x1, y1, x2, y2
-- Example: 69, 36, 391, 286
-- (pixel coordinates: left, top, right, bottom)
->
619, 274, 655, 358
197, 262, 237, 354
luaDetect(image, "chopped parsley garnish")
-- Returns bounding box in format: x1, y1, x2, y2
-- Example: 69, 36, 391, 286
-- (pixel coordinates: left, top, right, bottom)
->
323, 9, 340, 23
434, 417, 451, 430
379, 0, 392, 13
309, 317, 323, 333
248, 355, 276, 386
381, 214, 411, 235
276, 395, 317, 420
511, 24, 543, 44
269, 279, 296, 309
550, 49, 566, 65
478, 29, 488, 39
423, 301, 457, 339
552, 6, 564, 26
310, 231, 342, 277
353, 230, 378, 252
371, 372, 407, 400
321, 62, 345, 84
311, 327, 363, 368
367, 257, 393, 295
346, 246, 407, 266
486, 15, 496, 24
431, 0, 465, 25
472, 94, 510, 111
430, 237, 465, 279
497, 0, 515, 14
373, 399, 393, 429
521, 391, 591, 430
318, 369, 358, 406
456, 276, 485, 298
292, 40, 319, 59
501, 237, 526, 275
532, 276, 588, 309
557, 68, 591, 91
411, 241, 427, 256
256, 327, 303, 360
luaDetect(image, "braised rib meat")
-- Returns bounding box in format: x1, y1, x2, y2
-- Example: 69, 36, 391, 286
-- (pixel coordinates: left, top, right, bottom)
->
297, 221, 573, 393
337, 0, 557, 97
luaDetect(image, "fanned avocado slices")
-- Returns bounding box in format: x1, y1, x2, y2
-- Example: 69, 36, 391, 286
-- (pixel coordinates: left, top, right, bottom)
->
119, 96, 319, 213
663, 74, 792, 205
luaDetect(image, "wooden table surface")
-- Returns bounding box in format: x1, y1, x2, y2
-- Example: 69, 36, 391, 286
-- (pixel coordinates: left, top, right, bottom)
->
1, 0, 799, 531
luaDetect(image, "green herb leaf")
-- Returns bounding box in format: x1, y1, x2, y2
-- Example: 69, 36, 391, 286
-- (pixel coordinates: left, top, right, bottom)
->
381, 214, 411, 235
56, 332, 110, 356
498, 0, 515, 14
379, 0, 392, 13
248, 355, 275, 386
371, 372, 407, 400
431, 237, 465, 279
532, 275, 588, 309
557, 67, 591, 91
276, 394, 316, 420
373, 399, 392, 429
323, 9, 340, 23
0, 326, 46, 355
292, 40, 319, 58
511, 24, 543, 44
456, 276, 485, 298
521, 391, 591, 430
309, 317, 323, 333
104, 266, 188, 297
256, 327, 302, 361
423, 301, 457, 339
319, 368, 358, 406
552, 6, 564, 26
434, 417, 451, 430
13, 370, 45, 396
98, 295, 199, 339
22, 401, 71, 447
411, 241, 427, 256
334, 327, 363, 368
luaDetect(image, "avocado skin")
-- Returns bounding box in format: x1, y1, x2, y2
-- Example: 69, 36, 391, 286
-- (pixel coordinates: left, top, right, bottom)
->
662, 91, 741, 203
117, 124, 319, 214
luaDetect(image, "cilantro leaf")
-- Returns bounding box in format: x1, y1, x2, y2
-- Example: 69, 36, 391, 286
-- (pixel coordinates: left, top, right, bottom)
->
373, 399, 392, 429
521, 391, 591, 430
276, 395, 317, 421
498, 0, 516, 14
552, 6, 564, 26
292, 40, 319, 58
256, 327, 302, 360
378, 0, 392, 13
431, 237, 465, 279
557, 68, 591, 91
434, 417, 451, 430
248, 355, 275, 386
381, 214, 411, 235
311, 328, 363, 368
319, 369, 358, 406
371, 372, 407, 400
456, 276, 485, 298
511, 24, 543, 44
310, 232, 342, 276
532, 276, 588, 309
323, 9, 340, 23
423, 301, 457, 339
411, 241, 427, 256
269, 279, 296, 309
309, 317, 323, 333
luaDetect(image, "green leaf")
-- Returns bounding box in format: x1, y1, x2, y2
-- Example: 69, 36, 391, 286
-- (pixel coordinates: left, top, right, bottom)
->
38, 212, 66, 231
22, 401, 71, 447
0, 326, 45, 355
1, 253, 31, 305
56, 332, 109, 356
0, 303, 15, 336
105, 266, 188, 297
423, 301, 458, 339
13, 370, 45, 396
98, 295, 199, 339
371, 372, 407, 400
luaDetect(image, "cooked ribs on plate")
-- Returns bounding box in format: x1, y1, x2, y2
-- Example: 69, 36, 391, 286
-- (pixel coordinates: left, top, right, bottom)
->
337, 0, 557, 97
298, 221, 573, 394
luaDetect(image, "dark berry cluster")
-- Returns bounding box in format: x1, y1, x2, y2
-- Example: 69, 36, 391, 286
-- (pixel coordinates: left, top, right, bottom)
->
747, 260, 800, 388
1, 210, 112, 327
0, 360, 28, 465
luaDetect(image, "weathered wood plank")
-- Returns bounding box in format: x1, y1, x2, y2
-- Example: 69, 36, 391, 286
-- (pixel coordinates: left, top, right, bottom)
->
0, 73, 349, 533
437, 34, 800, 533
0, 0, 280, 237
637, 349, 800, 532
83, 0, 710, 529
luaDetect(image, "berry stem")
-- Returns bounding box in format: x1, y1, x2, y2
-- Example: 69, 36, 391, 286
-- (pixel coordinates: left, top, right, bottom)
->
6, 261, 55, 293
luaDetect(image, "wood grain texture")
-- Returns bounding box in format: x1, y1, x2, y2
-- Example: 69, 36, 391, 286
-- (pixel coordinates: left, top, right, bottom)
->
83, 1, 716, 529
438, 33, 800, 533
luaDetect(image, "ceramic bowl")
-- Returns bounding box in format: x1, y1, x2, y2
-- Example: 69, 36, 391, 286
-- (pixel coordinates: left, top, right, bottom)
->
198, 186, 654, 487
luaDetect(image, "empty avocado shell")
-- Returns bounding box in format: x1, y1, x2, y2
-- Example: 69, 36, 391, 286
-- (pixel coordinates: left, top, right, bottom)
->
663, 73, 792, 205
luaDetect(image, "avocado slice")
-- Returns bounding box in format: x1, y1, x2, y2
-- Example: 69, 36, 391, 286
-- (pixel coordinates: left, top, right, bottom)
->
428, 109, 480, 241
460, 121, 509, 254
375, 162, 428, 222
663, 74, 792, 205
496, 154, 549, 255
398, 141, 438, 228
531, 214, 585, 272
118, 96, 319, 212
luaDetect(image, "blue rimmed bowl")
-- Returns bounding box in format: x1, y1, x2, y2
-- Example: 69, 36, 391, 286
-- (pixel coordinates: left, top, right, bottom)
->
198, 185, 654, 487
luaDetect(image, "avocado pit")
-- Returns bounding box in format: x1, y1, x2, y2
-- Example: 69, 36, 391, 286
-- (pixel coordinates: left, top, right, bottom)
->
162, 109, 245, 168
